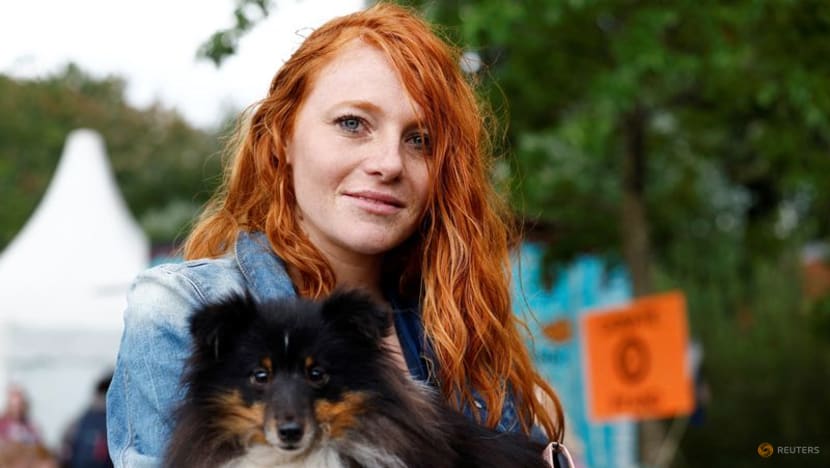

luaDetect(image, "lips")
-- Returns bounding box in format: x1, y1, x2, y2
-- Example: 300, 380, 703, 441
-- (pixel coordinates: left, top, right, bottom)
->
345, 190, 405, 208
344, 190, 405, 215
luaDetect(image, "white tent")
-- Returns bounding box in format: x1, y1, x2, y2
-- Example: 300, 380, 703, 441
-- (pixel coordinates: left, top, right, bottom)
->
0, 129, 149, 449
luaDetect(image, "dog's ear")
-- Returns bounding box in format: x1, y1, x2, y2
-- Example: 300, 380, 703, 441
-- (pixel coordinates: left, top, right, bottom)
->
320, 290, 391, 343
189, 292, 257, 360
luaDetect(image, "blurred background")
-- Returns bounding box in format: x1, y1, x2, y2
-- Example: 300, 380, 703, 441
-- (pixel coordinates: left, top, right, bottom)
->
1, 0, 828, 467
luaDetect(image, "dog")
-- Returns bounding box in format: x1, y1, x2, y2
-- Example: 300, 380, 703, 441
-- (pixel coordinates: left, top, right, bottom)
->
164, 290, 549, 468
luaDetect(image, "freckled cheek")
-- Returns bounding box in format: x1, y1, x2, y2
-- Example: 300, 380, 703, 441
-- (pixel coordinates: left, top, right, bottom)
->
293, 158, 350, 207
409, 165, 431, 214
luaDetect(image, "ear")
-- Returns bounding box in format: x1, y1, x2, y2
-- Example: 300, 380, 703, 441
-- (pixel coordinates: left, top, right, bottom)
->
320, 289, 391, 344
189, 292, 257, 360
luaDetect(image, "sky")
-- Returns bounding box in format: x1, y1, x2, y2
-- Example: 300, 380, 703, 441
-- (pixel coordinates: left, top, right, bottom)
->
0, 0, 365, 129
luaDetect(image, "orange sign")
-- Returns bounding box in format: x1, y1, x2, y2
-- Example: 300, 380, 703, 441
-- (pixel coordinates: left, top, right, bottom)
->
582, 291, 693, 421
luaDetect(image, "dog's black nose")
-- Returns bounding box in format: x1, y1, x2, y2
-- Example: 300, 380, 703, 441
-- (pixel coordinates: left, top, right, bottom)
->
277, 421, 304, 444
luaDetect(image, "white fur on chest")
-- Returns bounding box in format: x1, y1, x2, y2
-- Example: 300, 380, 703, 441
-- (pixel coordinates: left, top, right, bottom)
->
220, 444, 347, 468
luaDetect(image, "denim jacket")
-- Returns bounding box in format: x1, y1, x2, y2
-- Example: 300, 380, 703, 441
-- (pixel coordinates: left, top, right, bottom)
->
106, 231, 528, 467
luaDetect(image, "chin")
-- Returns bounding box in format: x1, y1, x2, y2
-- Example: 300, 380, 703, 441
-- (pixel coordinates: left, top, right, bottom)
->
341, 228, 414, 256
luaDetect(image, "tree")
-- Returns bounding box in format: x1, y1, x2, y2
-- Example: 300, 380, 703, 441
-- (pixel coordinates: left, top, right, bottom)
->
198, 0, 274, 66
0, 64, 225, 248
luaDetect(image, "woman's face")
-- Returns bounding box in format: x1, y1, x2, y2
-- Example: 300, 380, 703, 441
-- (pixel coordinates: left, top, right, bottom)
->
286, 40, 430, 265
5, 387, 26, 420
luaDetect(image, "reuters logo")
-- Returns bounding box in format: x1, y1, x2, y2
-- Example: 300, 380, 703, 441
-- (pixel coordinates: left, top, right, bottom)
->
758, 443, 774, 458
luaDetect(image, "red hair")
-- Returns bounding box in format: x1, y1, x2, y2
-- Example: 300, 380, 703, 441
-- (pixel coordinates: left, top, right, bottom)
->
184, 2, 563, 440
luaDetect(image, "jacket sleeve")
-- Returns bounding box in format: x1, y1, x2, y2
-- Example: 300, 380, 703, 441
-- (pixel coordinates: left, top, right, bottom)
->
106, 265, 207, 468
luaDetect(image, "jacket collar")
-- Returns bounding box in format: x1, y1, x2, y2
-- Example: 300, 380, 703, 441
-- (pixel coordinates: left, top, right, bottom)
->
233, 231, 297, 303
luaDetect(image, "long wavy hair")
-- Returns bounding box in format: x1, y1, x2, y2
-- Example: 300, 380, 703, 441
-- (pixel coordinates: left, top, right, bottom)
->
184, 2, 563, 440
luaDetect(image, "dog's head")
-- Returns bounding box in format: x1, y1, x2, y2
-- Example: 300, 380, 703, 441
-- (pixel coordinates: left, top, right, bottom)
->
184, 290, 392, 459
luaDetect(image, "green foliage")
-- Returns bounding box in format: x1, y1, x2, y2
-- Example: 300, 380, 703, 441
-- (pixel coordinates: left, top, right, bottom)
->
409, 0, 830, 262
198, 0, 274, 66
655, 253, 830, 468
0, 64, 224, 247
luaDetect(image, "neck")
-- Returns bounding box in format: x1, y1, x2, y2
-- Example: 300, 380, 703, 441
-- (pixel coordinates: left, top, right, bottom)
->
293, 237, 385, 301
328, 253, 385, 301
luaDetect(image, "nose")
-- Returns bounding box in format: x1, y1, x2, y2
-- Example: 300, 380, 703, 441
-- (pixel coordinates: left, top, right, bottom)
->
363, 135, 403, 181
277, 420, 304, 444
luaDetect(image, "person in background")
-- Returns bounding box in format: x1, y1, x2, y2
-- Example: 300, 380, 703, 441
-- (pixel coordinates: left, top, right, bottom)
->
0, 384, 42, 446
0, 384, 57, 468
107, 3, 565, 466
60, 372, 113, 468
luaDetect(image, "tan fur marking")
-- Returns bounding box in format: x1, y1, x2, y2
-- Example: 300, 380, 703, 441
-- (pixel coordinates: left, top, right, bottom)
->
314, 391, 367, 439
305, 356, 314, 368
261, 356, 272, 373
209, 390, 267, 446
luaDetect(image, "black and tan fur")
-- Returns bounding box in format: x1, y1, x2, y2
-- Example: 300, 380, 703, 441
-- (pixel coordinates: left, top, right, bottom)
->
164, 291, 548, 468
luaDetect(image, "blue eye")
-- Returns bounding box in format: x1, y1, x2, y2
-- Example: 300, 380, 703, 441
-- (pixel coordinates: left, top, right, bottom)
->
407, 131, 431, 152
336, 115, 364, 133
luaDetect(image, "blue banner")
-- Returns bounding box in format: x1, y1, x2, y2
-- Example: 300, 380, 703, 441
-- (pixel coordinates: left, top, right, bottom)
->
512, 243, 637, 468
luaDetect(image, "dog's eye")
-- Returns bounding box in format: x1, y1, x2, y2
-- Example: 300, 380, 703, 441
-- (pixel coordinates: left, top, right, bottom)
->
307, 366, 329, 387
250, 368, 270, 386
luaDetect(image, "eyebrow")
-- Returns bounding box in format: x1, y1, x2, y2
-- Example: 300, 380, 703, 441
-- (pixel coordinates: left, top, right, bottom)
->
335, 100, 383, 114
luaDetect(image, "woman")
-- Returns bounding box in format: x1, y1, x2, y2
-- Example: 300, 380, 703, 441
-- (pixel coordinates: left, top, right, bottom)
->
0, 385, 42, 446
0, 385, 56, 468
107, 3, 564, 466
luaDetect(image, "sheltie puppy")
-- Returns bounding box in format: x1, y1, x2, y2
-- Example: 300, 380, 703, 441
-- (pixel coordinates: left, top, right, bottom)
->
164, 290, 548, 468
